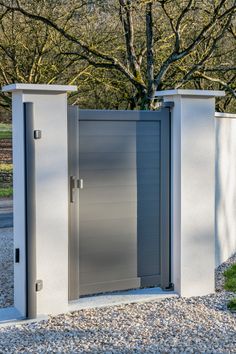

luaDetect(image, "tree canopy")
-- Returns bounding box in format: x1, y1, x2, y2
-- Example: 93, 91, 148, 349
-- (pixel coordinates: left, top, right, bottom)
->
0, 0, 235, 115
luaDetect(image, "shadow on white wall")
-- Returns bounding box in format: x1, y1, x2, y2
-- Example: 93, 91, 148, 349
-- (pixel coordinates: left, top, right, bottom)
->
215, 114, 236, 266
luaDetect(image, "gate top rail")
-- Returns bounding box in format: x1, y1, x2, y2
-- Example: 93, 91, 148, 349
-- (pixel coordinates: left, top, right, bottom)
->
76, 108, 169, 121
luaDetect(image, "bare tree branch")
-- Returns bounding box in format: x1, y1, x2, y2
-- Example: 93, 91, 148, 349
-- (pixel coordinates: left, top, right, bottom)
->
194, 71, 236, 97
175, 12, 234, 88
0, 0, 146, 90
154, 1, 236, 89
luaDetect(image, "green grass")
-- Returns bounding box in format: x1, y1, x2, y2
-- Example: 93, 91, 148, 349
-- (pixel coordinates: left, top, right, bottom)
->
227, 298, 236, 311
0, 187, 13, 198
224, 264, 236, 292
0, 163, 13, 173
0, 123, 12, 139
224, 263, 236, 312
0, 131, 12, 139
0, 123, 12, 130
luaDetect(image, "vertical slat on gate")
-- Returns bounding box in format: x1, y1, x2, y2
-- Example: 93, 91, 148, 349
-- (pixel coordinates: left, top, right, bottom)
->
136, 117, 161, 287
68, 106, 79, 300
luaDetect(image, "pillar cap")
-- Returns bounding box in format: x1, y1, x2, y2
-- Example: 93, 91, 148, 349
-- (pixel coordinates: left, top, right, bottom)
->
2, 83, 77, 93
215, 112, 236, 119
155, 89, 225, 98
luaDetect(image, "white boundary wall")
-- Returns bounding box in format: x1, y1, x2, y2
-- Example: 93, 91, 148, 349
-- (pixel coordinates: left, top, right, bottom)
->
215, 112, 236, 266
1, 84, 229, 318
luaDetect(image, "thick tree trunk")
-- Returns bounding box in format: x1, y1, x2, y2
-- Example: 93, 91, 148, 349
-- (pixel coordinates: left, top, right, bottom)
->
146, 3, 155, 110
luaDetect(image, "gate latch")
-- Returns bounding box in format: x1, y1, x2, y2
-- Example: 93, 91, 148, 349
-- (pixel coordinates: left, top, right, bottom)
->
77, 179, 84, 189
15, 248, 20, 263
70, 176, 76, 203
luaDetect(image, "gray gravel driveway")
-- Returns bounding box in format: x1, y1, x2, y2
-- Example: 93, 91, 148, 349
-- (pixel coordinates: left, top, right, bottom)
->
0, 227, 235, 353
0, 199, 13, 229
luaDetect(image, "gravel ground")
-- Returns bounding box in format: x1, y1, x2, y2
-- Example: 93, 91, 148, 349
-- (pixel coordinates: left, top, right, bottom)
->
0, 228, 236, 353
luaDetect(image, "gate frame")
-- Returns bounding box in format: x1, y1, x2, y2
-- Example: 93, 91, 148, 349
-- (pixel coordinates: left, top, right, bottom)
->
68, 107, 171, 300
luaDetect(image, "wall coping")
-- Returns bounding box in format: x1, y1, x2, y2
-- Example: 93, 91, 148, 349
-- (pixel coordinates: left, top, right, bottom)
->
155, 89, 225, 97
215, 112, 236, 119
2, 83, 77, 93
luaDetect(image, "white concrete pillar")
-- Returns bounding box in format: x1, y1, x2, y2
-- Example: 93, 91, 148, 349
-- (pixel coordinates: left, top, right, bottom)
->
155, 89, 225, 297
2, 84, 77, 317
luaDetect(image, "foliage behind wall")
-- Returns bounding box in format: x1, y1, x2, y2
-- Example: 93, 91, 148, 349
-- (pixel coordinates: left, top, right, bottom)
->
0, 0, 235, 122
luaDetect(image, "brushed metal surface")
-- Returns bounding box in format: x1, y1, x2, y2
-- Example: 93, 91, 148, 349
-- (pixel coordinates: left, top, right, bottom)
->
68, 109, 170, 298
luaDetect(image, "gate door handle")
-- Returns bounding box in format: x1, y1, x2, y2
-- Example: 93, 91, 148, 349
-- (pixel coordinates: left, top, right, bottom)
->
70, 176, 76, 203
77, 179, 84, 189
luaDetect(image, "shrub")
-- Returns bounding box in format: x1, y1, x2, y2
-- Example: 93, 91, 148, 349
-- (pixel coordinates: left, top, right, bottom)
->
227, 298, 236, 311
224, 264, 236, 293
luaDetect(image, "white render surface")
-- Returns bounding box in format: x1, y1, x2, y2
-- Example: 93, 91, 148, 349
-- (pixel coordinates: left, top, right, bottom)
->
2, 84, 75, 317
11, 92, 26, 316
155, 90, 224, 297
24, 92, 69, 316
215, 112, 236, 266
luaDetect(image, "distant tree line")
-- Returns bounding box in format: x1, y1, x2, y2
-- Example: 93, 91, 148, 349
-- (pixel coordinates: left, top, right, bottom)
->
0, 0, 235, 121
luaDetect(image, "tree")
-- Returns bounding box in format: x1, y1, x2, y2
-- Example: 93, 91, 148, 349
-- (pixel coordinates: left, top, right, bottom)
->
0, 0, 235, 111
0, 0, 91, 111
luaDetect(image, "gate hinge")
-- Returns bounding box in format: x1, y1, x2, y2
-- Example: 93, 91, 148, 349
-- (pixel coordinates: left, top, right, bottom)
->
36, 280, 43, 292
163, 101, 174, 109
34, 130, 42, 139
165, 282, 174, 291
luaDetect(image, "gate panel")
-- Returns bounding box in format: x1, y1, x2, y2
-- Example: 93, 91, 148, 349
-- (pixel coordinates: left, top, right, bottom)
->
79, 120, 140, 295
68, 109, 170, 298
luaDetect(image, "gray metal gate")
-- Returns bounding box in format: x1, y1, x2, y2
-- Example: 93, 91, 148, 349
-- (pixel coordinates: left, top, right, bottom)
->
68, 108, 170, 300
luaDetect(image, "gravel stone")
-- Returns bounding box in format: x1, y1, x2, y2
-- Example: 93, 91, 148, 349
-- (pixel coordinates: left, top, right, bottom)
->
0, 227, 236, 353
